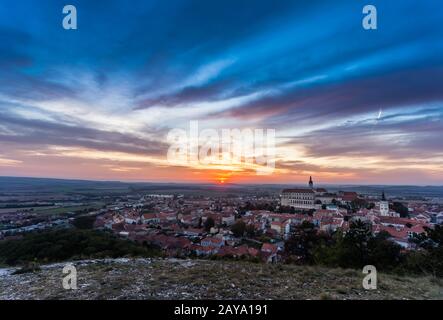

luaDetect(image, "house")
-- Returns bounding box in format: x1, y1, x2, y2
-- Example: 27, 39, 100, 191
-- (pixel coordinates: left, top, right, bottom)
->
152, 235, 192, 255
124, 212, 140, 224
231, 245, 249, 257
270, 221, 284, 234
158, 212, 178, 223
216, 245, 256, 259
112, 214, 125, 224
141, 213, 160, 224
221, 213, 235, 226
192, 244, 219, 256
313, 210, 341, 224
215, 246, 235, 257
261, 243, 278, 253
319, 217, 343, 232
413, 213, 432, 224
315, 193, 339, 205
201, 237, 225, 247
340, 191, 359, 203
183, 227, 204, 237
372, 224, 423, 250
180, 214, 199, 226
379, 216, 414, 229
406, 224, 427, 238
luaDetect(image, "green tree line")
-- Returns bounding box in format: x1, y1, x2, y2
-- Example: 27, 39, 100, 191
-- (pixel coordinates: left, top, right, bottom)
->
285, 221, 443, 277
0, 229, 160, 265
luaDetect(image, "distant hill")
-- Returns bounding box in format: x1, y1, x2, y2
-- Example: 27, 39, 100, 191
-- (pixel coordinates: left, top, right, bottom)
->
0, 176, 442, 199
0, 176, 125, 191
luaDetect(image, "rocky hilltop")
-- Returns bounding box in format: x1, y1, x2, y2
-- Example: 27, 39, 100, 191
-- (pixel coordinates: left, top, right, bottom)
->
0, 258, 441, 300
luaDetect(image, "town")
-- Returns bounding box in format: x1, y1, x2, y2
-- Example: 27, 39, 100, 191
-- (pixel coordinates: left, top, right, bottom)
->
2, 177, 442, 264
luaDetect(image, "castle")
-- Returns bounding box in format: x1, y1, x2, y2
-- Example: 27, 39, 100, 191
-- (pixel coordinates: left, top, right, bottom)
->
280, 177, 358, 210
281, 176, 322, 209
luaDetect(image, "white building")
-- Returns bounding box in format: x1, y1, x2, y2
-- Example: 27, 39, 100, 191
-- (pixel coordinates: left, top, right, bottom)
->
281, 177, 322, 209
379, 191, 390, 216
281, 188, 316, 209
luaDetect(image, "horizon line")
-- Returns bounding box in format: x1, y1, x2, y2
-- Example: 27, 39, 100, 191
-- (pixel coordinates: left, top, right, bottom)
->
0, 175, 442, 188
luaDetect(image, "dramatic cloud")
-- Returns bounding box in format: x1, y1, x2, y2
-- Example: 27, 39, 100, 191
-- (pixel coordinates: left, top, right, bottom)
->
0, 0, 442, 184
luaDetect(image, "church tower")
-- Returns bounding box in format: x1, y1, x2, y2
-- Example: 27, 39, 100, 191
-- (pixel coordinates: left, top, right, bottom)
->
379, 191, 389, 216
309, 176, 314, 189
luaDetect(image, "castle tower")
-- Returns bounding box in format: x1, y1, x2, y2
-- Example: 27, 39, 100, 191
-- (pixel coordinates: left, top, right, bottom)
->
309, 176, 314, 189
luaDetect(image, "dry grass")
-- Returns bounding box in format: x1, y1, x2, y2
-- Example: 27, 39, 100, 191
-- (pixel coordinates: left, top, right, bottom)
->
0, 258, 441, 300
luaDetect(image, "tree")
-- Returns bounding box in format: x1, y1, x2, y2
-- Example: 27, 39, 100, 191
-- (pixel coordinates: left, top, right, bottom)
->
72, 215, 96, 229
367, 202, 375, 209
411, 224, 443, 249
350, 198, 367, 212
0, 229, 160, 266
391, 202, 409, 217
203, 217, 215, 232
245, 224, 256, 237
319, 221, 403, 271
424, 225, 443, 246
408, 225, 443, 277
231, 220, 246, 237
284, 221, 330, 264
339, 219, 373, 268
367, 231, 402, 270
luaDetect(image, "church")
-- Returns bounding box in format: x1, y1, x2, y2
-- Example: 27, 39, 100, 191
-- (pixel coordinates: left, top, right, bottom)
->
377, 191, 399, 217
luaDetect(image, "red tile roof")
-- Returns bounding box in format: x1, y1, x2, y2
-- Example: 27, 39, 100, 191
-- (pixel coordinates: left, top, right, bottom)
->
142, 213, 157, 219
261, 243, 278, 253
341, 192, 358, 201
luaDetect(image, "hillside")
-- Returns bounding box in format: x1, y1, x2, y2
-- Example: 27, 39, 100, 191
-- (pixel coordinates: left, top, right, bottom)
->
0, 258, 441, 300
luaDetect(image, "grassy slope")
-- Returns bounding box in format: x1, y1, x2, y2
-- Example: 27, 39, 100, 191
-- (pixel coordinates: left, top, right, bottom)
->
0, 258, 442, 300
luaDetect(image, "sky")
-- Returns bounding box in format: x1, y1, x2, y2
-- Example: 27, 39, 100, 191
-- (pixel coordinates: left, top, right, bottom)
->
0, 0, 442, 185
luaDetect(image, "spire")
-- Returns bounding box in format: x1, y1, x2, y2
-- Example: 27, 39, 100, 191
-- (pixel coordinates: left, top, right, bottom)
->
381, 190, 386, 201
309, 176, 314, 189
